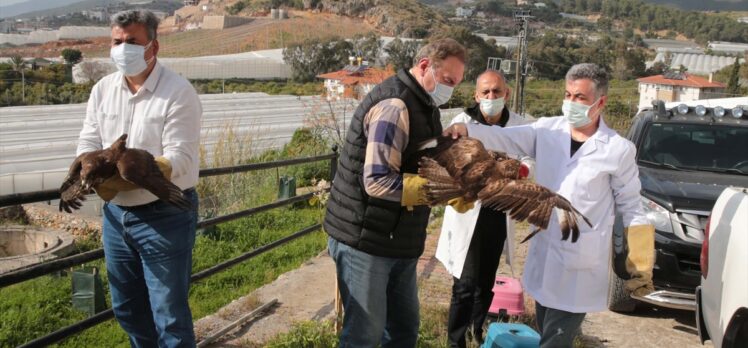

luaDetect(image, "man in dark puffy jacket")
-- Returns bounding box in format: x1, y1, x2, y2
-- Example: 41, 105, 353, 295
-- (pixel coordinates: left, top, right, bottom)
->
324, 38, 466, 347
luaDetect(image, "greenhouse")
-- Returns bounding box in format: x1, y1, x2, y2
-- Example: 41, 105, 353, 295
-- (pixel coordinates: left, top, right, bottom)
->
0, 92, 358, 196
649, 52, 746, 75
73, 49, 291, 82
0, 26, 110, 46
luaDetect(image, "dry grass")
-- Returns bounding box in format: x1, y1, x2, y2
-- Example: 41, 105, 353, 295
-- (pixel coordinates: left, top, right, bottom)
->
216, 293, 261, 320
34, 12, 382, 59
158, 13, 380, 58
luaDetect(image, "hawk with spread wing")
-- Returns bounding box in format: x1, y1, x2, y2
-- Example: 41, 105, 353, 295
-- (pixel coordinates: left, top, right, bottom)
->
417, 136, 591, 243
59, 134, 192, 213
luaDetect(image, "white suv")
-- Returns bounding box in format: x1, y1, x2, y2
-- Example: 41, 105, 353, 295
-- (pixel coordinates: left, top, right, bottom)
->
696, 187, 748, 347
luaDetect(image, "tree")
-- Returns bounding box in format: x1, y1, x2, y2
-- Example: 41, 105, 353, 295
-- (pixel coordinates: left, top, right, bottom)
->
9, 55, 26, 103
77, 61, 110, 83
726, 57, 741, 96
430, 26, 502, 81
351, 33, 382, 66
283, 37, 353, 82
303, 96, 357, 148
61, 48, 83, 65
645, 61, 668, 76
385, 38, 421, 72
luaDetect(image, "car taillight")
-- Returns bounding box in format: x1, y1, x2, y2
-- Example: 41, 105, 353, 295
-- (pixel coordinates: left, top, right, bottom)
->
700, 216, 711, 279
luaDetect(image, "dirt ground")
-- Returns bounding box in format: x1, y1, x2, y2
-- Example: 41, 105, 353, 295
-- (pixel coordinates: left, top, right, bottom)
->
193, 217, 712, 347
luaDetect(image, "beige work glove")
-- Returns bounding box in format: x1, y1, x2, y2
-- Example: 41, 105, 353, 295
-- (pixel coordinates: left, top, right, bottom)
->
624, 224, 656, 297
401, 173, 429, 210
95, 156, 172, 201
447, 197, 475, 213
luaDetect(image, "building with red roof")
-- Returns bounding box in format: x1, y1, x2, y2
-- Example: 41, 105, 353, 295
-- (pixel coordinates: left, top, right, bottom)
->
637, 71, 726, 109
317, 61, 394, 101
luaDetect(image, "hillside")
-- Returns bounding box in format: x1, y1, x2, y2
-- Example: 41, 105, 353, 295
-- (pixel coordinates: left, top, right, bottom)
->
157, 11, 381, 57
0, 0, 82, 19
2, 0, 183, 19
226, 0, 450, 38
0, 11, 382, 58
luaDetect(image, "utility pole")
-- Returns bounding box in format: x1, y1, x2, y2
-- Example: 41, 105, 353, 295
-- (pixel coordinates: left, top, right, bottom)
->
20, 69, 25, 103
512, 10, 532, 116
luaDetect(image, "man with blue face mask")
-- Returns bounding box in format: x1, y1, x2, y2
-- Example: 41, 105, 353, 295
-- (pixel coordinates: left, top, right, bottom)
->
324, 38, 465, 347
435, 69, 535, 348
76, 10, 201, 347
442, 63, 655, 347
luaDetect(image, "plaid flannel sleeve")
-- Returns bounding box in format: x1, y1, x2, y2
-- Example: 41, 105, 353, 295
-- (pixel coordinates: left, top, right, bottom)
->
362, 98, 410, 202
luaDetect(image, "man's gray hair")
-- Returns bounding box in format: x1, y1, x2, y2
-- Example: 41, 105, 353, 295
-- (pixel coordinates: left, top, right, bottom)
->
477, 69, 506, 84
110, 10, 160, 41
565, 63, 609, 97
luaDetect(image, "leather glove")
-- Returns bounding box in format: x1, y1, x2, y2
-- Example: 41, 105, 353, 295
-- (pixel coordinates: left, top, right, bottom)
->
448, 197, 474, 213
95, 156, 172, 201
624, 224, 656, 297
401, 173, 429, 210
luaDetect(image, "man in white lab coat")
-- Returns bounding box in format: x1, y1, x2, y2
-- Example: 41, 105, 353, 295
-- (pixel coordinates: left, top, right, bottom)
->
443, 63, 655, 347
435, 70, 534, 348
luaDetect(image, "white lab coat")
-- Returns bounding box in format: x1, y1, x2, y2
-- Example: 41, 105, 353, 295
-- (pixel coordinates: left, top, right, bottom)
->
465, 115, 648, 313
435, 110, 534, 279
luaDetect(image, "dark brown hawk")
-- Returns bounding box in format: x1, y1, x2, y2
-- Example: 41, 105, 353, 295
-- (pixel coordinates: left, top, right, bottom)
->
417, 136, 591, 243
59, 134, 192, 213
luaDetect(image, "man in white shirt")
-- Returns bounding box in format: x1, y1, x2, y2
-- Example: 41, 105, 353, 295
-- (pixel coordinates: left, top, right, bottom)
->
436, 70, 534, 348
443, 64, 655, 347
77, 10, 201, 347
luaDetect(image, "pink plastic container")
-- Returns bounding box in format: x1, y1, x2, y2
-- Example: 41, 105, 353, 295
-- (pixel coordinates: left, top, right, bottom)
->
488, 276, 525, 316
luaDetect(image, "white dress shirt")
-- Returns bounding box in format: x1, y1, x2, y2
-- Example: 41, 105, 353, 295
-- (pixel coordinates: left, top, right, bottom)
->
77, 61, 202, 207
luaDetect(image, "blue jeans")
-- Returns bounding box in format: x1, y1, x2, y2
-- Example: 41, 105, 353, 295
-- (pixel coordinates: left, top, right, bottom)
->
103, 189, 198, 348
327, 237, 420, 348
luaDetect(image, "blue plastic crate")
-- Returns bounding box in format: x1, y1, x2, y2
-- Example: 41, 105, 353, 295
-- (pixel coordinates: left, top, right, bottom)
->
482, 322, 540, 348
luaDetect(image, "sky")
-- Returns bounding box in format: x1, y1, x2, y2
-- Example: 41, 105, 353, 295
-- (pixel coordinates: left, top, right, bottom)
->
1, 0, 29, 5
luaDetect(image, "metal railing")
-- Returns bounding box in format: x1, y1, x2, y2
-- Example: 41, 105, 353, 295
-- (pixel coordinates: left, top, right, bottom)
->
0, 148, 338, 348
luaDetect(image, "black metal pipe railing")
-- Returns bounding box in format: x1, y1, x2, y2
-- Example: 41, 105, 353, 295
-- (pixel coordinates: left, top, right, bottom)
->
196, 192, 315, 229
18, 223, 322, 348
0, 249, 105, 288
0, 189, 59, 208
0, 153, 338, 209
191, 223, 321, 282
0, 149, 339, 347
0, 192, 320, 288
198, 153, 337, 177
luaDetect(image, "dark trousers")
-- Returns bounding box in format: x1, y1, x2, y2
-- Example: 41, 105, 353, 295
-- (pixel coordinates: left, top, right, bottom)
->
535, 301, 586, 348
447, 208, 507, 348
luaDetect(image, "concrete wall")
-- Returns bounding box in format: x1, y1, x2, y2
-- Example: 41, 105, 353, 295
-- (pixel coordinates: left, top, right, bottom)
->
202, 15, 252, 29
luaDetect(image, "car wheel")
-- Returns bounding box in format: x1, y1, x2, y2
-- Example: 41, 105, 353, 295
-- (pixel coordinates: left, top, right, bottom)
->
723, 308, 748, 348
607, 266, 637, 312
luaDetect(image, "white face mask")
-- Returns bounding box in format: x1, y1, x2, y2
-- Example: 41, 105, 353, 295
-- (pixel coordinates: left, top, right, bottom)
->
562, 98, 600, 128
110, 41, 153, 76
480, 97, 505, 117
428, 66, 454, 106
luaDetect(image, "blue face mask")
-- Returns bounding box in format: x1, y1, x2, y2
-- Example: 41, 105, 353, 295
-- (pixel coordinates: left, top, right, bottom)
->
480, 97, 505, 117
110, 41, 153, 76
428, 66, 454, 106
562, 98, 600, 128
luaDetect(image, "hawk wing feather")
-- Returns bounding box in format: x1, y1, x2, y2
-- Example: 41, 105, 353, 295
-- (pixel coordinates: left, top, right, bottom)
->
116, 149, 192, 211
418, 136, 592, 243
59, 153, 89, 213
